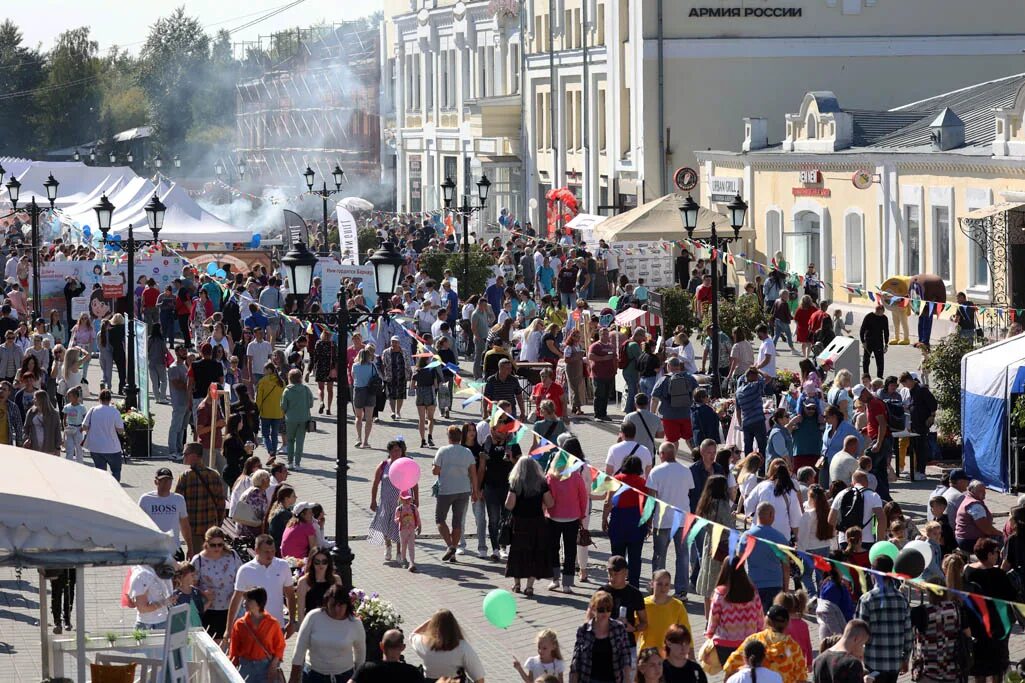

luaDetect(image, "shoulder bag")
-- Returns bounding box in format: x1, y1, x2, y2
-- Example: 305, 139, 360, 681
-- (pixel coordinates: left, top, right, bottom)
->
241, 618, 286, 682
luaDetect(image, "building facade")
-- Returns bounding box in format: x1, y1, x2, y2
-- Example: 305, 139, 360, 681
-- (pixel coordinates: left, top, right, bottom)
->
383, 0, 524, 232
697, 74, 1025, 312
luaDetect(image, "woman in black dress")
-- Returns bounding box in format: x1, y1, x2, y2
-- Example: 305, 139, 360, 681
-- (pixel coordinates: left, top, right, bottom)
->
964, 537, 1016, 683
108, 313, 127, 395
220, 414, 249, 490
295, 546, 341, 623
505, 456, 554, 597
312, 327, 336, 415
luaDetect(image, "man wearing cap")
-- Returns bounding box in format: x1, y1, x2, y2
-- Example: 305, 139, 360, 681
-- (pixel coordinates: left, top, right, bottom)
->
470, 298, 495, 379
942, 469, 970, 528
597, 555, 648, 671
139, 468, 192, 557
650, 356, 698, 448
175, 442, 227, 554
853, 382, 892, 501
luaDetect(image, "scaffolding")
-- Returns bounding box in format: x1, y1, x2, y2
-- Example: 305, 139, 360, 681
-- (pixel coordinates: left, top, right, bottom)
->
235, 23, 381, 187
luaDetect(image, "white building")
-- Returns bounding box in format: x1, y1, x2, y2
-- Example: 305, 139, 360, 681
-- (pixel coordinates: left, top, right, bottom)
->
383, 0, 524, 230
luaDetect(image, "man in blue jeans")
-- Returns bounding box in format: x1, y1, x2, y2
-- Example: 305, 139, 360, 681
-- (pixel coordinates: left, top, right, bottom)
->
735, 367, 768, 455
647, 442, 694, 597
741, 502, 790, 612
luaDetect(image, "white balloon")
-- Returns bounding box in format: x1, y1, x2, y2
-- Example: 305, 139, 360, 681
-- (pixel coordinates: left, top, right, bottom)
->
904, 539, 933, 569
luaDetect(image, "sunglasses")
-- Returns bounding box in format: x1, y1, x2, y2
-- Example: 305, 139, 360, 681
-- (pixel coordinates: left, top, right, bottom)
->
594, 606, 611, 614
207, 542, 225, 548
313, 559, 329, 565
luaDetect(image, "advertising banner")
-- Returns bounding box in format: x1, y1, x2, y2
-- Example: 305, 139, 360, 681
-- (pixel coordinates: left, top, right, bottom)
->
336, 207, 359, 265
610, 241, 675, 289
319, 261, 377, 310
134, 320, 150, 420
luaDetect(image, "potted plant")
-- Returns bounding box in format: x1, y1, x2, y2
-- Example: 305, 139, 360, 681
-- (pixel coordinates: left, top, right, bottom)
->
351, 589, 402, 662
119, 407, 155, 459
923, 332, 975, 458
776, 368, 800, 390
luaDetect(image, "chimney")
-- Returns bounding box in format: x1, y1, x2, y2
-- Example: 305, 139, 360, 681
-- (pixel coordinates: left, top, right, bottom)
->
929, 108, 965, 151
743, 117, 768, 152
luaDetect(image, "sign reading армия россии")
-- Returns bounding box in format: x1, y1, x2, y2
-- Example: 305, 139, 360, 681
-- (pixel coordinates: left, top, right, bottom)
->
689, 6, 802, 17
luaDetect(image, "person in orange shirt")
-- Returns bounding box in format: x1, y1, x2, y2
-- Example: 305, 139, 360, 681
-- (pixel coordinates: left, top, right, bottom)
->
228, 587, 285, 681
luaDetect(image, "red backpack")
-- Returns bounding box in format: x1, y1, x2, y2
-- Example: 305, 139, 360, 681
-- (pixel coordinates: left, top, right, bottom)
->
618, 339, 631, 370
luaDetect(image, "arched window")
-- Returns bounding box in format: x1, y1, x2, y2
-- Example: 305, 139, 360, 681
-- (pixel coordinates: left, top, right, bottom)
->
806, 113, 817, 139
844, 212, 864, 286
766, 209, 782, 260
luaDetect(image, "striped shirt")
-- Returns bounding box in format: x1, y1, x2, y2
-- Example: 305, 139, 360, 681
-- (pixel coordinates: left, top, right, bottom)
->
482, 374, 523, 417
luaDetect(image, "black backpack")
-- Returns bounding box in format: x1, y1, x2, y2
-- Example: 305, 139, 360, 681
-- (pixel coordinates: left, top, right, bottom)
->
881, 396, 905, 433
836, 487, 866, 533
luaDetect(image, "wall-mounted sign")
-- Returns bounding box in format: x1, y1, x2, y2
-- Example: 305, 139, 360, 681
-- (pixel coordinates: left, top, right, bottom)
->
852, 169, 875, 190
793, 187, 831, 198
709, 176, 742, 202
674, 167, 698, 192
689, 6, 803, 18
799, 170, 821, 184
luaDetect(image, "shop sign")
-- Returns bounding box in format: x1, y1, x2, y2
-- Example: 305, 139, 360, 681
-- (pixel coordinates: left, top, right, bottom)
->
799, 170, 821, 184
792, 187, 831, 197
709, 176, 742, 202
689, 6, 802, 17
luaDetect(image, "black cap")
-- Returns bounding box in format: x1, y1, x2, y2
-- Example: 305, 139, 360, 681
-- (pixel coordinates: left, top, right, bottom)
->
155, 467, 173, 480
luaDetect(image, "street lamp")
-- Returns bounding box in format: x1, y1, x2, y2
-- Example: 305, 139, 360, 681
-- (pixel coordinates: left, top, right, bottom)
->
440, 173, 490, 291
126, 151, 134, 164
173, 155, 181, 169
679, 192, 747, 398
237, 159, 246, 180
4, 173, 57, 319
281, 239, 405, 586
94, 192, 167, 409
109, 151, 116, 165
214, 161, 224, 178
89, 150, 96, 164
154, 155, 163, 170
301, 165, 345, 256
72, 149, 80, 163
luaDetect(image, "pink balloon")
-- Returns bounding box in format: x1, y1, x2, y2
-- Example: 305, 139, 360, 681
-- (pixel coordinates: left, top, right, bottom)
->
389, 457, 421, 492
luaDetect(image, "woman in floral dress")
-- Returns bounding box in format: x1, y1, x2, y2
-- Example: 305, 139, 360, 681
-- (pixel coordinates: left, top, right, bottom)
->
312, 327, 336, 415
190, 526, 242, 642
368, 439, 414, 562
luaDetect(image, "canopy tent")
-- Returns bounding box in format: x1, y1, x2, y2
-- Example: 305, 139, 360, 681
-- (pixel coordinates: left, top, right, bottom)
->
594, 192, 754, 243
338, 196, 374, 212
0, 447, 177, 682
961, 332, 1025, 491
0, 158, 137, 208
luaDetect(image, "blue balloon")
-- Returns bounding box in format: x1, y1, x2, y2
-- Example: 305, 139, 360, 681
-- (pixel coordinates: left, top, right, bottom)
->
215, 269, 226, 279
82, 225, 91, 236
206, 262, 218, 275
250, 234, 261, 248
113, 234, 122, 242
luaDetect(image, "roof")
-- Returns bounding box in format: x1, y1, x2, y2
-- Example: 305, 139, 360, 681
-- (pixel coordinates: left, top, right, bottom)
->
0, 447, 176, 568
847, 109, 930, 147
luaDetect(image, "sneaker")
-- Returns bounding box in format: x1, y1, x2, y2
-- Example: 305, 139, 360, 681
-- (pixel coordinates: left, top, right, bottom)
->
477, 549, 490, 559
913, 472, 927, 481
385, 546, 393, 562
455, 547, 466, 555
420, 439, 427, 448
499, 548, 509, 560
441, 546, 456, 562
53, 625, 62, 635
489, 551, 500, 562
548, 581, 561, 592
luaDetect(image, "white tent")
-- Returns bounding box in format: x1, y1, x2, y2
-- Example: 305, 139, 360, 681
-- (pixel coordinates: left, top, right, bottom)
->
0, 159, 137, 208
594, 192, 754, 243
961, 332, 1025, 491
0, 447, 177, 681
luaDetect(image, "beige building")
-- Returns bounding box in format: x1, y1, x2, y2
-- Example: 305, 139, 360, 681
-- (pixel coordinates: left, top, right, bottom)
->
382, 0, 524, 230
697, 74, 1025, 313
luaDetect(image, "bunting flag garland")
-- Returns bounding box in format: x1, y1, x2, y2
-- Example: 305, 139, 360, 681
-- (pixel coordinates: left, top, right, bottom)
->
685, 518, 710, 548
669, 509, 685, 542
736, 534, 758, 566
638, 496, 657, 526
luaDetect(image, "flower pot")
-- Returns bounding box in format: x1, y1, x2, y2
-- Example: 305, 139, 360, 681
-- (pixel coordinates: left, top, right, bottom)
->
126, 429, 152, 459
364, 626, 385, 662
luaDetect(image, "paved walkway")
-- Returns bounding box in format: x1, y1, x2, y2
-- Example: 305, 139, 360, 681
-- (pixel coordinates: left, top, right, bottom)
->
1, 342, 1019, 681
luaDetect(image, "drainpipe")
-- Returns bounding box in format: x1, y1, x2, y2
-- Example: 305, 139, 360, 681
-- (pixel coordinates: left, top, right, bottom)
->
582, 0, 590, 211
549, 0, 558, 185
657, 0, 666, 195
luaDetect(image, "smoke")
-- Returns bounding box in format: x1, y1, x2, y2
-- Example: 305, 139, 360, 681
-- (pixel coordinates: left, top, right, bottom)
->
196, 186, 291, 235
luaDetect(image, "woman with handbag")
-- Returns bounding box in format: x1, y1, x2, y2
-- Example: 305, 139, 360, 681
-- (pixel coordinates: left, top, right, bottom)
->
351, 347, 379, 449
288, 584, 365, 683
233, 469, 272, 540
381, 336, 409, 421
410, 609, 486, 683
312, 328, 336, 416
280, 369, 314, 470
695, 475, 736, 617
228, 587, 286, 682
147, 324, 169, 404
544, 428, 587, 594
256, 362, 285, 458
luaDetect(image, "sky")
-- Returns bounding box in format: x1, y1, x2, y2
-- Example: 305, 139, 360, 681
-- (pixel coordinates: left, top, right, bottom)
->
5, 0, 382, 54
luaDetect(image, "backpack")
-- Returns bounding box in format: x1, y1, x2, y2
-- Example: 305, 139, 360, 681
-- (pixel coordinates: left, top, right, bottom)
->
881, 396, 905, 433
836, 487, 866, 532
668, 374, 695, 409
618, 340, 632, 370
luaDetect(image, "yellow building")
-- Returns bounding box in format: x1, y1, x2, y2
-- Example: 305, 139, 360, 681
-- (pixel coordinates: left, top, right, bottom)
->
696, 74, 1025, 315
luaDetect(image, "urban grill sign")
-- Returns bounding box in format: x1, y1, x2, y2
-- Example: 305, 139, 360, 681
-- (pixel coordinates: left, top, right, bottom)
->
689, 6, 802, 17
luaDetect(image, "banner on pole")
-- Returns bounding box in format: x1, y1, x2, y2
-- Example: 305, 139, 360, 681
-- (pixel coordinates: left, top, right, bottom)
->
134, 320, 150, 419
336, 206, 359, 265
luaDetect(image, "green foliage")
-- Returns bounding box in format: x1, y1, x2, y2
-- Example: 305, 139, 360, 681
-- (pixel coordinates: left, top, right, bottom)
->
0, 21, 46, 156
776, 368, 800, 389
357, 227, 378, 263
702, 295, 767, 341
923, 332, 975, 443
655, 287, 699, 333
420, 248, 495, 298
1012, 395, 1025, 431
31, 27, 102, 150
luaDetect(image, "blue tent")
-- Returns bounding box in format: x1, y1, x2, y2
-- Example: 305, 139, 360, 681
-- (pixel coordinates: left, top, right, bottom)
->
961, 333, 1025, 491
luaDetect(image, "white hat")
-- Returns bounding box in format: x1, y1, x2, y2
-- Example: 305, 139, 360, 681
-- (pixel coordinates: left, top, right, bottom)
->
851, 384, 867, 400
293, 501, 314, 516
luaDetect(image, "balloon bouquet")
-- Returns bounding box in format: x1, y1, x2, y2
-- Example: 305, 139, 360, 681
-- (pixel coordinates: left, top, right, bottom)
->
545, 188, 579, 240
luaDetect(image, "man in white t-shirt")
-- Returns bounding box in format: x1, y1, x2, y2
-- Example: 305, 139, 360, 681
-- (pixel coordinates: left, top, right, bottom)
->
828, 470, 884, 545
128, 563, 174, 628
138, 467, 190, 554
646, 442, 695, 596
225, 534, 297, 644
605, 421, 653, 476
246, 327, 273, 384
754, 324, 777, 378
625, 394, 665, 457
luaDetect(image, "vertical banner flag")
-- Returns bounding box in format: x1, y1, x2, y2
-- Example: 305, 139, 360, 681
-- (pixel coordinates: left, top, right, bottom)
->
336, 206, 359, 265
283, 210, 308, 249
134, 320, 150, 423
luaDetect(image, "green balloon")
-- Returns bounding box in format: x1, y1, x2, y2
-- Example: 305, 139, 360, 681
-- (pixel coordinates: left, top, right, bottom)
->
482, 588, 517, 629
608, 296, 620, 309
868, 540, 899, 565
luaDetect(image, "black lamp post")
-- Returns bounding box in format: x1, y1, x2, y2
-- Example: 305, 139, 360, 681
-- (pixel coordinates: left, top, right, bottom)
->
72, 149, 80, 163
173, 155, 181, 170
679, 192, 747, 398
6, 173, 58, 320
282, 239, 404, 587
94, 192, 167, 409
302, 165, 345, 256
441, 173, 491, 290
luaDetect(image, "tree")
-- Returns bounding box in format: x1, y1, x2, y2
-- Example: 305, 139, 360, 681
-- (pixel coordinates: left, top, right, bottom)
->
31, 27, 102, 151
138, 7, 210, 151
0, 21, 46, 156
97, 48, 149, 140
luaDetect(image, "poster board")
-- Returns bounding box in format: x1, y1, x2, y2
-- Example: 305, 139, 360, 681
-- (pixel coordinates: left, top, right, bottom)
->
609, 241, 675, 288
317, 260, 378, 310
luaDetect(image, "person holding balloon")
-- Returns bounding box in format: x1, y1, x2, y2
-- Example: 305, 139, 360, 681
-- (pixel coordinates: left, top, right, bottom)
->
368, 441, 419, 564
853, 552, 912, 683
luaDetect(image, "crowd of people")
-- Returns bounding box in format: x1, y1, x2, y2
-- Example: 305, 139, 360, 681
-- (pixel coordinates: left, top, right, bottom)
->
13, 208, 1023, 683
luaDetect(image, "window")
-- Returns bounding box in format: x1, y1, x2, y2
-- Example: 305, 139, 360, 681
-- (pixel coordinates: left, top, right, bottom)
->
766, 210, 782, 259
509, 43, 519, 94
806, 113, 817, 139
535, 93, 547, 148
844, 212, 865, 286
596, 2, 605, 45
905, 205, 921, 273
597, 88, 607, 152
574, 90, 582, 149
933, 206, 951, 282
970, 239, 990, 288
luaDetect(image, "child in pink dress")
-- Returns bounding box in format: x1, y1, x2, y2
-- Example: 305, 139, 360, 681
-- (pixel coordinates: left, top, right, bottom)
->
394, 491, 421, 572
